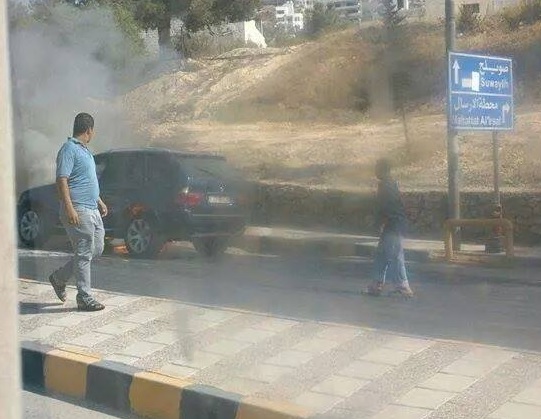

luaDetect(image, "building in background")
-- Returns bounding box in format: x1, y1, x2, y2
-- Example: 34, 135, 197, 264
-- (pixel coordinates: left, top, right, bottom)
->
276, 1, 305, 31
142, 19, 266, 56
396, 0, 410, 10
275, 0, 363, 29
223, 21, 268, 47
425, 0, 521, 19
360, 0, 410, 21
295, 0, 316, 11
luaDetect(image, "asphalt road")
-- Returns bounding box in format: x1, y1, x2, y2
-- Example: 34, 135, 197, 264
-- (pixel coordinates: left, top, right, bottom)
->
18, 238, 541, 352
23, 389, 137, 418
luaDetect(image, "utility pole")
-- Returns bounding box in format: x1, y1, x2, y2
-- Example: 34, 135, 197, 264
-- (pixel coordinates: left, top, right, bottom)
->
492, 131, 501, 206
0, 0, 22, 417
446, 0, 460, 250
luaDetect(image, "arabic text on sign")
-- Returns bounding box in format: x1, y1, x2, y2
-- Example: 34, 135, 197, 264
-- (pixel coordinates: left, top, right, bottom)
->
454, 97, 500, 112
478, 61, 510, 76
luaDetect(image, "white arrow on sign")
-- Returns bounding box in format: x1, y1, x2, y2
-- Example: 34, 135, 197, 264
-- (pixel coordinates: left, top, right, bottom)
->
453, 60, 460, 84
502, 103, 511, 124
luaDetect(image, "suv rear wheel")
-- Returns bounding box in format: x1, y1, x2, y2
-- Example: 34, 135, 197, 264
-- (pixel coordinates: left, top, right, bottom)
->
192, 237, 229, 259
18, 206, 51, 248
124, 216, 165, 258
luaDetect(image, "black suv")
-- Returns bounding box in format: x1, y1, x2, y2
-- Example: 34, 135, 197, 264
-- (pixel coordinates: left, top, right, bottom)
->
17, 148, 250, 258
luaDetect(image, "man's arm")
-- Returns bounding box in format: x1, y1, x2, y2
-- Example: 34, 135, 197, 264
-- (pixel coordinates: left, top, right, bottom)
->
97, 197, 108, 217
56, 144, 80, 225
57, 177, 80, 226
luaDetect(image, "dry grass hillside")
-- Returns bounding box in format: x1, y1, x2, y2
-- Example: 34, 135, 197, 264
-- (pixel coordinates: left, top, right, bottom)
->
122, 21, 541, 192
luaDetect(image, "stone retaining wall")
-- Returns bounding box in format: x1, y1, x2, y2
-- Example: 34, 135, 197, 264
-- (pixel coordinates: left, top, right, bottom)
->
251, 184, 541, 244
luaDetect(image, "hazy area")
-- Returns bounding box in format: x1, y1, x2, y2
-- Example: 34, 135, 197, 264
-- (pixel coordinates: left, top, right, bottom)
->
10, 2, 541, 193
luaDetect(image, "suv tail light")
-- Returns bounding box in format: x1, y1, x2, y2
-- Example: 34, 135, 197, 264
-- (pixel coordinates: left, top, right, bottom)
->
176, 189, 204, 208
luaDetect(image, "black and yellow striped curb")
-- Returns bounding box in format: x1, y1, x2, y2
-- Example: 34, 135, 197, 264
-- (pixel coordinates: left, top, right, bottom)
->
21, 341, 311, 419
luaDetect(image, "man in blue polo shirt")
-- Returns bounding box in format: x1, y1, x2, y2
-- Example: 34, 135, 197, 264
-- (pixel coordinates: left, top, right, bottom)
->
48, 113, 108, 311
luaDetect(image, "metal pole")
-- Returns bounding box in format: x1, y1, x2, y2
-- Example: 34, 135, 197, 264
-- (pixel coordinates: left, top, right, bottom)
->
492, 131, 501, 206
0, 0, 22, 417
486, 130, 504, 254
446, 0, 460, 250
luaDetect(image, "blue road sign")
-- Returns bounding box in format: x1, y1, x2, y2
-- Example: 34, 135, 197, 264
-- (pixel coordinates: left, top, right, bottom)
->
448, 52, 514, 131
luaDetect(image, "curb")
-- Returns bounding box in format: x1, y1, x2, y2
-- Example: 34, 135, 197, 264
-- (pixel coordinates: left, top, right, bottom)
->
21, 341, 311, 419
237, 231, 541, 268
237, 233, 432, 262
353, 242, 433, 262
353, 242, 541, 267
234, 233, 358, 258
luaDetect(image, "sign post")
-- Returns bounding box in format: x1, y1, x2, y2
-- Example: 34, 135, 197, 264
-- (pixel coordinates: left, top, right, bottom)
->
445, 0, 460, 250
448, 52, 514, 253
493, 131, 501, 206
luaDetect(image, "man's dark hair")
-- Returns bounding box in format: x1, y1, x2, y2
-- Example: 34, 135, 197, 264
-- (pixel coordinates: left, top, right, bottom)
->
376, 158, 392, 178
73, 113, 94, 137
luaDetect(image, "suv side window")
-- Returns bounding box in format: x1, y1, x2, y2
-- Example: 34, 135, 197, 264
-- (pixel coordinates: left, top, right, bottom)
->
94, 154, 107, 180
125, 154, 146, 187
99, 153, 146, 188
146, 155, 177, 187
99, 154, 126, 188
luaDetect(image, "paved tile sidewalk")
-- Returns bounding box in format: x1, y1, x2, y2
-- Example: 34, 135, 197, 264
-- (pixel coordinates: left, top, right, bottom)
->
19, 278, 541, 419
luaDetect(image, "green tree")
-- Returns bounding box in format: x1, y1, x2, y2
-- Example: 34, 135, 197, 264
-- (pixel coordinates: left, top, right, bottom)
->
380, 0, 409, 152
66, 0, 146, 54
501, 0, 541, 30
391, 70, 412, 153
456, 4, 480, 34
305, 2, 339, 37
380, 0, 406, 28
133, 0, 183, 52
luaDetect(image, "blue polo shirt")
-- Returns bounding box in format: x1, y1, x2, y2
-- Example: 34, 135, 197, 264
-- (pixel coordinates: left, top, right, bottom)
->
56, 137, 100, 210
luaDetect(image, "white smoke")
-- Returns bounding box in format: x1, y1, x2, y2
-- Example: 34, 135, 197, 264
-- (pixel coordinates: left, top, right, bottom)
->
9, 1, 156, 192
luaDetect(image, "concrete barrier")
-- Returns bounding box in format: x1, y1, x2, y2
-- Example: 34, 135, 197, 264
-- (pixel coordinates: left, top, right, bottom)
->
21, 341, 310, 419
444, 218, 514, 261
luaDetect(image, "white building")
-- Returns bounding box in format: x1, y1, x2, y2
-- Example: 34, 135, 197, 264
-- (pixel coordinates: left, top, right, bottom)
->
223, 21, 268, 47
274, 0, 362, 26
142, 19, 266, 56
396, 0, 410, 10
295, 0, 315, 11
276, 1, 304, 31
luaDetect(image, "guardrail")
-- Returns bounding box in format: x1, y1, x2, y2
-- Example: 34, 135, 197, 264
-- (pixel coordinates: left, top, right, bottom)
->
444, 218, 514, 261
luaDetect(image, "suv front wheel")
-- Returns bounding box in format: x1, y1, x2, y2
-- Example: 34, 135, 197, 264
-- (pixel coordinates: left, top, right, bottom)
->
124, 216, 165, 258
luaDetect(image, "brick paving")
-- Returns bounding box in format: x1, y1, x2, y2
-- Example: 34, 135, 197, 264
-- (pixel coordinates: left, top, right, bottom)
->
19, 278, 541, 418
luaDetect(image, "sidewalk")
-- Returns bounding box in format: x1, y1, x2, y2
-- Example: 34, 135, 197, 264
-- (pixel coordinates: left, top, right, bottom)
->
19, 278, 541, 419
238, 226, 541, 266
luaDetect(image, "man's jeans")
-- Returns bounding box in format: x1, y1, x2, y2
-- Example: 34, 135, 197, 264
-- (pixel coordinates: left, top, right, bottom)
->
53, 206, 104, 297
374, 230, 409, 287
